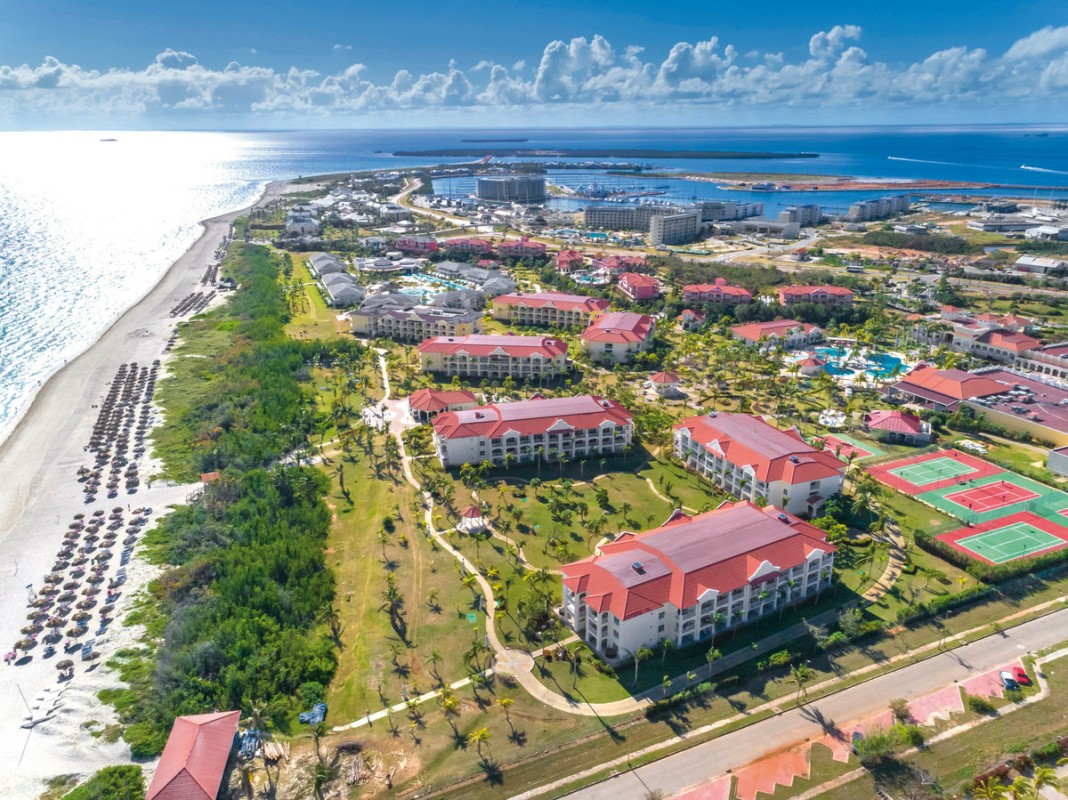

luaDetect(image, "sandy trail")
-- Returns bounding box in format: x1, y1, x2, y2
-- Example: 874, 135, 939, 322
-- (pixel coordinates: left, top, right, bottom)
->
0, 181, 292, 798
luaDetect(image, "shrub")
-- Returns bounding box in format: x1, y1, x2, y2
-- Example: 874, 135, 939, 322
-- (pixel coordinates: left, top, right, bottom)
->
889, 698, 911, 722
300, 681, 326, 706
767, 649, 794, 668
1004, 687, 1024, 704
964, 693, 996, 714
62, 766, 144, 800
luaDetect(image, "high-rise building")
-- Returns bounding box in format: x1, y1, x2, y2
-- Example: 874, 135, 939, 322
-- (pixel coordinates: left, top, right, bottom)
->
476, 175, 547, 204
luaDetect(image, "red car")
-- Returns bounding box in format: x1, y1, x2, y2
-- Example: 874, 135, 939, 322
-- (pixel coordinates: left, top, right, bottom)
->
1012, 666, 1031, 686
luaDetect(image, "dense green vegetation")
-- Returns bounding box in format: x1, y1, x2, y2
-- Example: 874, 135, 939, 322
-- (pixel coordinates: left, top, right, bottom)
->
862, 230, 977, 254
155, 245, 365, 481
61, 766, 143, 800
104, 241, 354, 756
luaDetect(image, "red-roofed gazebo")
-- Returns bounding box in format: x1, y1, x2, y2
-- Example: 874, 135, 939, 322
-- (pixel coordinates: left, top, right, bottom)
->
459, 505, 487, 533
145, 710, 241, 800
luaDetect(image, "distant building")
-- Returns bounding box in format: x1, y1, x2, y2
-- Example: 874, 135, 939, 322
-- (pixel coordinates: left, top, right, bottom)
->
561, 502, 835, 658
581, 311, 655, 364
320, 273, 365, 307
650, 210, 701, 246
476, 175, 547, 204
779, 204, 822, 227
145, 711, 241, 800
778, 285, 854, 308
443, 237, 495, 257
308, 253, 346, 277
590, 254, 647, 275
285, 216, 319, 236
674, 412, 845, 516
556, 249, 585, 273
1024, 226, 1068, 242
731, 319, 821, 349
677, 309, 706, 331
417, 334, 569, 379
395, 235, 439, 255
682, 278, 752, 306
492, 292, 610, 328
1016, 254, 1067, 273
584, 205, 684, 232
884, 366, 1005, 412
498, 236, 547, 259
432, 395, 634, 468
724, 218, 801, 239
847, 196, 910, 222
617, 272, 661, 302
408, 388, 478, 423
698, 200, 764, 222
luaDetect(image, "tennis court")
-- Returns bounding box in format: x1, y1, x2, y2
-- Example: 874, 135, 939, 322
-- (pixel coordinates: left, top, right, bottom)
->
820, 433, 883, 462
953, 522, 1067, 564
889, 456, 977, 487
943, 480, 1040, 513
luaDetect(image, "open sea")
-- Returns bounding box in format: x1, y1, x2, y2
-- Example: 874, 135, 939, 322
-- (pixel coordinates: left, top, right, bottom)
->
2, 125, 1068, 444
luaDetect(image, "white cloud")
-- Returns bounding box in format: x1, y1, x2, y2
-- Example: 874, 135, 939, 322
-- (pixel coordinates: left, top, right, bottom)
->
2, 25, 1068, 122
1005, 25, 1068, 60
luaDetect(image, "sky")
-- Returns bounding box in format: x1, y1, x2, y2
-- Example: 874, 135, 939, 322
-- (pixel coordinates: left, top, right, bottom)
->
2, 0, 1068, 128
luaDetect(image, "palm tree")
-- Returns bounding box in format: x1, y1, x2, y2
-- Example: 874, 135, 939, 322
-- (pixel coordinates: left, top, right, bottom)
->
467, 727, 492, 760
425, 589, 440, 611
461, 573, 480, 599
439, 692, 460, 733
659, 637, 674, 669
496, 695, 515, 731
789, 663, 815, 702
969, 777, 1009, 800
633, 645, 654, 684
318, 605, 343, 649
1029, 766, 1061, 795
425, 648, 443, 681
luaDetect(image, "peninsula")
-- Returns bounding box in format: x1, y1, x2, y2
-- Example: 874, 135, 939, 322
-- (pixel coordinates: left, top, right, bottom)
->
392, 147, 819, 159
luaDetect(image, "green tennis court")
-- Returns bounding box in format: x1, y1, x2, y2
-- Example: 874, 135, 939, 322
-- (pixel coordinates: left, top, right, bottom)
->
955, 523, 1066, 564
889, 456, 976, 487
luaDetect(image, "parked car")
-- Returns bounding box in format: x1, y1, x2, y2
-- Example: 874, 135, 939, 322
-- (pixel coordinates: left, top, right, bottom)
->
999, 670, 1019, 690
1012, 666, 1031, 686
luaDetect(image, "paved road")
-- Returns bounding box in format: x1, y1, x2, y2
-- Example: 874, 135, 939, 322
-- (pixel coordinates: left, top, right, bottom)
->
564, 608, 1068, 799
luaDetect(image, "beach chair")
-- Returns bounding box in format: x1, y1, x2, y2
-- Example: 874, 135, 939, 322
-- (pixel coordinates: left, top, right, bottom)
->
80, 639, 95, 661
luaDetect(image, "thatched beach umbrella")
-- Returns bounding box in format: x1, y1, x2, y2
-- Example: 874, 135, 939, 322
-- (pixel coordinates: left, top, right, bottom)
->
82, 587, 100, 596
31, 598, 52, 609
87, 575, 104, 584
46, 617, 65, 629
15, 638, 36, 651
71, 612, 90, 622
70, 557, 87, 567
75, 600, 94, 610
55, 659, 73, 671
27, 611, 46, 621
63, 581, 79, 590
65, 627, 85, 639
43, 575, 61, 585
92, 510, 104, 517
58, 591, 76, 603
19, 625, 40, 635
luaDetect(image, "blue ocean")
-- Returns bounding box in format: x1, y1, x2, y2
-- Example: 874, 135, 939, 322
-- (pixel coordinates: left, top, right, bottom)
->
1, 125, 1067, 442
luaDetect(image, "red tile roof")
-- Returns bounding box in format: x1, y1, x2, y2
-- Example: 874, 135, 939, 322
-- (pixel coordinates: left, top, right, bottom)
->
433, 394, 632, 440
561, 502, 834, 620
145, 711, 241, 800
581, 311, 655, 344
499, 239, 547, 253
494, 292, 611, 314
896, 365, 1004, 401
731, 319, 815, 342
682, 282, 752, 299
975, 329, 1041, 353
417, 334, 567, 359
619, 272, 659, 287
675, 412, 845, 484
865, 410, 924, 434
556, 249, 585, 266
649, 371, 680, 384
779, 285, 854, 301
408, 388, 478, 413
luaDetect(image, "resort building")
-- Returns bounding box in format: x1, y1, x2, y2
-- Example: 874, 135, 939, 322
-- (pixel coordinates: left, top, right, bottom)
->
498, 237, 547, 260
846, 195, 911, 222
674, 412, 846, 516
778, 204, 822, 226
883, 365, 1005, 412
580, 311, 655, 365
778, 285, 854, 308
320, 273, 365, 307
682, 279, 752, 306
431, 394, 634, 468
556, 249, 585, 273
731, 319, 821, 349
443, 237, 495, 257
395, 235, 439, 255
584, 205, 682, 232
649, 210, 701, 246
590, 254, 647, 275
617, 272, 661, 302
408, 388, 478, 423
145, 711, 241, 800
560, 502, 836, 659
723, 218, 800, 239
492, 292, 610, 328
308, 253, 346, 276
677, 309, 706, 331
416, 334, 569, 379
698, 200, 764, 222
350, 305, 483, 341
862, 410, 932, 445
476, 175, 547, 204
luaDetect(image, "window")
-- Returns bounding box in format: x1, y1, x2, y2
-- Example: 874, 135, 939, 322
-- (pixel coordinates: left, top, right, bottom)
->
657, 625, 665, 633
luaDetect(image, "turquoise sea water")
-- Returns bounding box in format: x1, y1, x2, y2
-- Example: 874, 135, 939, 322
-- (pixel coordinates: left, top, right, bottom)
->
0, 126, 1066, 442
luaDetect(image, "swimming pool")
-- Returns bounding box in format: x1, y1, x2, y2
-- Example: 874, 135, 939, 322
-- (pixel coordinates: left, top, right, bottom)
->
807, 347, 907, 381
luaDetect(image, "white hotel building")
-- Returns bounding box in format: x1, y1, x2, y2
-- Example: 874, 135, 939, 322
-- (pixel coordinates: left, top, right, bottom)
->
674, 412, 845, 517
431, 395, 633, 468
416, 334, 569, 380
561, 502, 836, 659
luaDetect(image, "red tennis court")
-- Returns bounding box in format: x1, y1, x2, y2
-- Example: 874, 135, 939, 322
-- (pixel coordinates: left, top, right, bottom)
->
943, 480, 1039, 513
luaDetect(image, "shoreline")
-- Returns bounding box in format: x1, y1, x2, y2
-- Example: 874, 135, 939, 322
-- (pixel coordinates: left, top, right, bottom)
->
0, 179, 291, 798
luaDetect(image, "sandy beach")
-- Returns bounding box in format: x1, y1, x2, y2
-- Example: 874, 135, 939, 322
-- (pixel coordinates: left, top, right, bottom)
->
0, 180, 292, 798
